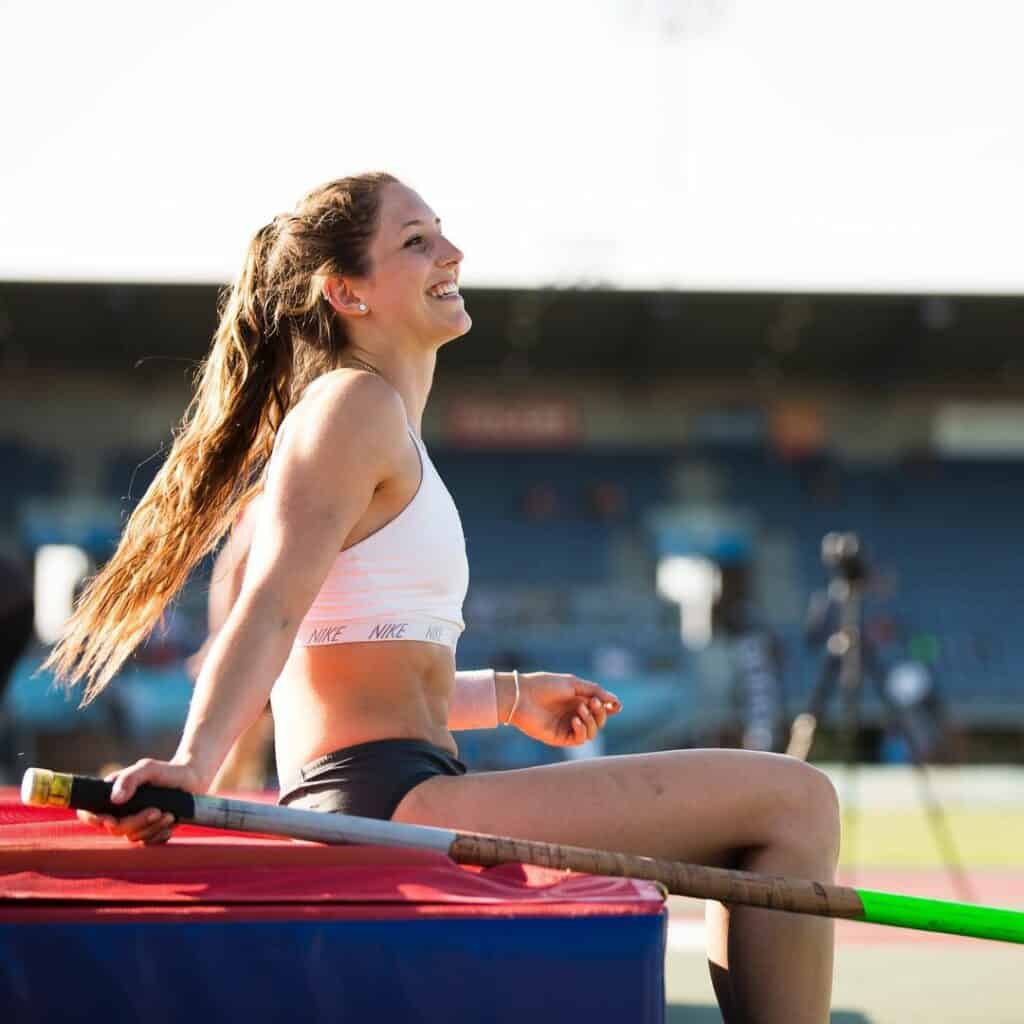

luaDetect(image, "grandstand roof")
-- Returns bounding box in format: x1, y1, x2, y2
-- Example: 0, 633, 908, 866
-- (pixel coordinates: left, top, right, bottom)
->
1, 282, 1021, 387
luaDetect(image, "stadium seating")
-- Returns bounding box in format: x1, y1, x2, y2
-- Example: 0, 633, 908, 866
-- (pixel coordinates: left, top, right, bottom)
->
5, 441, 1022, 771
0, 440, 66, 529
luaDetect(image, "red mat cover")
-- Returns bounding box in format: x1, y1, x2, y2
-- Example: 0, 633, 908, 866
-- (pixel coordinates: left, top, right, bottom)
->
0, 790, 665, 922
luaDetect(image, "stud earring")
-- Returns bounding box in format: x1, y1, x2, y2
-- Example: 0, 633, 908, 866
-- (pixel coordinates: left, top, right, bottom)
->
358, 303, 367, 312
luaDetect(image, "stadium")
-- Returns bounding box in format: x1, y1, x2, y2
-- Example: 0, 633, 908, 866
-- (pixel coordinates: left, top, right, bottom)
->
2, 3, 1022, 1021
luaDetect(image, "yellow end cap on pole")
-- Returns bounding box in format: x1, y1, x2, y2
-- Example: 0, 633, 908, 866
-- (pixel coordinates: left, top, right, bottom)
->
20, 768, 73, 809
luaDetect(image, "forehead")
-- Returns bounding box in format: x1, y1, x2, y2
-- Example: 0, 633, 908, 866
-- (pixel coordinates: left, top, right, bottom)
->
376, 183, 438, 235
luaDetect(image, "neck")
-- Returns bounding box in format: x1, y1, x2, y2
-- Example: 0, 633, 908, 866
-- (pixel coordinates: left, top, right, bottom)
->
341, 331, 438, 435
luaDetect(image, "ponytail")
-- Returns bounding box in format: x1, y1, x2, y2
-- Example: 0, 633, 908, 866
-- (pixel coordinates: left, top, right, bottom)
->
46, 171, 396, 703
45, 224, 288, 702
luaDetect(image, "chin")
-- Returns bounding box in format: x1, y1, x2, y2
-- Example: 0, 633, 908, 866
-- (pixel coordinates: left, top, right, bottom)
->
437, 311, 473, 346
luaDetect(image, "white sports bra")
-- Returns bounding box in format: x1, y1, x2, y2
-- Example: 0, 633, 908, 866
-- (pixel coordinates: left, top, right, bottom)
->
293, 429, 469, 651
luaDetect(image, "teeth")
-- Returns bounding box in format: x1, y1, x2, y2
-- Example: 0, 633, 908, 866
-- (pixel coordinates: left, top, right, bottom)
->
429, 281, 459, 298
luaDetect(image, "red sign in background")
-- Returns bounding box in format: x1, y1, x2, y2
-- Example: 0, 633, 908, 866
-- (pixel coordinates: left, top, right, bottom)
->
445, 398, 583, 447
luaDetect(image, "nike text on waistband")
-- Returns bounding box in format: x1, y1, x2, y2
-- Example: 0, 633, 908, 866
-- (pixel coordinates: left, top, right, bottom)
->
296, 617, 462, 650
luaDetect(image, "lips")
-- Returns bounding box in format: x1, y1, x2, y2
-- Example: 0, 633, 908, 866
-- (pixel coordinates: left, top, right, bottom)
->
428, 280, 460, 299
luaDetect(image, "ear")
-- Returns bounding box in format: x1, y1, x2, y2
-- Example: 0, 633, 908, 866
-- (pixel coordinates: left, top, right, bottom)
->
323, 275, 369, 317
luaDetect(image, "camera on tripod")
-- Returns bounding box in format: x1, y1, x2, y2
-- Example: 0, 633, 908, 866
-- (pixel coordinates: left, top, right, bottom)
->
794, 529, 973, 898
821, 531, 868, 584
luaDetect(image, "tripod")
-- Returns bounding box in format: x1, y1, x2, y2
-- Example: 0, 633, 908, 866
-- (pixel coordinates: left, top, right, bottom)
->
786, 568, 975, 902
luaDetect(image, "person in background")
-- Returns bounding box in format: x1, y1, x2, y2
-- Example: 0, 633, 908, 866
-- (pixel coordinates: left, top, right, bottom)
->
722, 602, 788, 753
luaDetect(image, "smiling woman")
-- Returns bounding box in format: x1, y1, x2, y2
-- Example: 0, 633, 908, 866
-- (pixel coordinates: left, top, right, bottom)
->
43, 171, 840, 1024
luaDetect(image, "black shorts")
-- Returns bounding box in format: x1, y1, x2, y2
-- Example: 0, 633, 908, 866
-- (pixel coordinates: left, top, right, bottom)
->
277, 738, 467, 820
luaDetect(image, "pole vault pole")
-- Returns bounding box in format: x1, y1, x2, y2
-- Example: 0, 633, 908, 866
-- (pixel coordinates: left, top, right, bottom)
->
21, 768, 1024, 945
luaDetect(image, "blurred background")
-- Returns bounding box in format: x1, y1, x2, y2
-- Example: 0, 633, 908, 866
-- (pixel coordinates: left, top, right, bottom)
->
1, 0, 1021, 786
6, 7, 1024, 1017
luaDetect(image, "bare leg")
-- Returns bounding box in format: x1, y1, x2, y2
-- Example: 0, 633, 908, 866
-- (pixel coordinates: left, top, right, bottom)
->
394, 748, 840, 1024
704, 817, 837, 1022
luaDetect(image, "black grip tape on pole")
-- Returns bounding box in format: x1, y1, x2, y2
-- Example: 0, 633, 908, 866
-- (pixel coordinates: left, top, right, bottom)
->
71, 775, 196, 821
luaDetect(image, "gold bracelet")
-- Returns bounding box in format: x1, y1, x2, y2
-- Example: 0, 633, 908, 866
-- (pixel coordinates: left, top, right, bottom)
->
503, 669, 520, 726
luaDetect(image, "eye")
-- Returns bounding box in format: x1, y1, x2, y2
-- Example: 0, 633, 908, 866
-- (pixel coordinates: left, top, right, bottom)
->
404, 235, 426, 248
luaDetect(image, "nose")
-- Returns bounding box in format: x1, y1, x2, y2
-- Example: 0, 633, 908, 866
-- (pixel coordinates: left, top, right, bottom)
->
438, 236, 463, 267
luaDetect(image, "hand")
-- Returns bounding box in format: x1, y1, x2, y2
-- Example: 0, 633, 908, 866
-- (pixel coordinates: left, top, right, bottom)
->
509, 672, 622, 748
77, 758, 204, 846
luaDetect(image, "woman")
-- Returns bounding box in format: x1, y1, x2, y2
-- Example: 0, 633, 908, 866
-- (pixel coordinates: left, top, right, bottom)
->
49, 172, 839, 1023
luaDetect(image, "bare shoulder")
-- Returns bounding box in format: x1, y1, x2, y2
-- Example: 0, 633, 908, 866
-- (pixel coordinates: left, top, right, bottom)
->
240, 370, 410, 611
278, 369, 408, 474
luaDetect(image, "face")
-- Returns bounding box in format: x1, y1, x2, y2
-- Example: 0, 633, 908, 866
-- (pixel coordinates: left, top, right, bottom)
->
353, 182, 471, 346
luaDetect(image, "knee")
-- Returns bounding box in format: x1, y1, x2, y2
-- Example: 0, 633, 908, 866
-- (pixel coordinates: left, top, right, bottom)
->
801, 763, 842, 868
776, 760, 842, 871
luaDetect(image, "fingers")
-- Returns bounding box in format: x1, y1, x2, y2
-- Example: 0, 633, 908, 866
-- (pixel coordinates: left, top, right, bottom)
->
130, 811, 176, 846
573, 696, 607, 741
109, 758, 159, 804
78, 806, 176, 844
571, 676, 622, 715
88, 757, 194, 845
581, 696, 606, 731
110, 809, 176, 845
77, 809, 104, 828
110, 758, 197, 804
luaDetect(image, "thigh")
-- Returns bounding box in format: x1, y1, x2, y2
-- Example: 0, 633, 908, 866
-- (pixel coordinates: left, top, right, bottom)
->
393, 747, 825, 867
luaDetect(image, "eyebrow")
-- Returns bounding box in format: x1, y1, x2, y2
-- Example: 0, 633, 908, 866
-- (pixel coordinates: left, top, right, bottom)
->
399, 217, 442, 231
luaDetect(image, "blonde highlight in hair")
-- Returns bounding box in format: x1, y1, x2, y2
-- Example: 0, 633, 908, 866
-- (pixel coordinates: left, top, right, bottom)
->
46, 172, 399, 703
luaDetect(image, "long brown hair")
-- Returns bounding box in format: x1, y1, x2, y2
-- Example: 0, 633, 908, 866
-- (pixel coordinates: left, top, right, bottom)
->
46, 172, 399, 703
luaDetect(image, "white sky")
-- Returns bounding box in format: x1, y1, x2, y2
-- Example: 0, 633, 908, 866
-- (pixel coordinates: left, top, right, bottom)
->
2, 0, 1022, 293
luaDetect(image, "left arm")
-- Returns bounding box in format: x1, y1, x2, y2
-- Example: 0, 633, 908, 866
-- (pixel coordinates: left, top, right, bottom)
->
449, 669, 622, 746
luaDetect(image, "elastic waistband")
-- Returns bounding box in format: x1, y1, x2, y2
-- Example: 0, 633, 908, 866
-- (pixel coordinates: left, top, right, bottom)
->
295, 616, 462, 650
278, 737, 466, 801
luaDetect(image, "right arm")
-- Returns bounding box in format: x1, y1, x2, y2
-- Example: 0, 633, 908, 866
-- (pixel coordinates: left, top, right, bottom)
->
88, 373, 410, 842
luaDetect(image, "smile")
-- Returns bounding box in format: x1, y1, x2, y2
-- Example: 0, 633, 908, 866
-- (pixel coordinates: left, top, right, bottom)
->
428, 281, 460, 299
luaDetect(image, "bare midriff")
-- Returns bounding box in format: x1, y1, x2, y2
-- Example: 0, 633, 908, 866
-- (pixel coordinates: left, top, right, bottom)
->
270, 639, 459, 776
